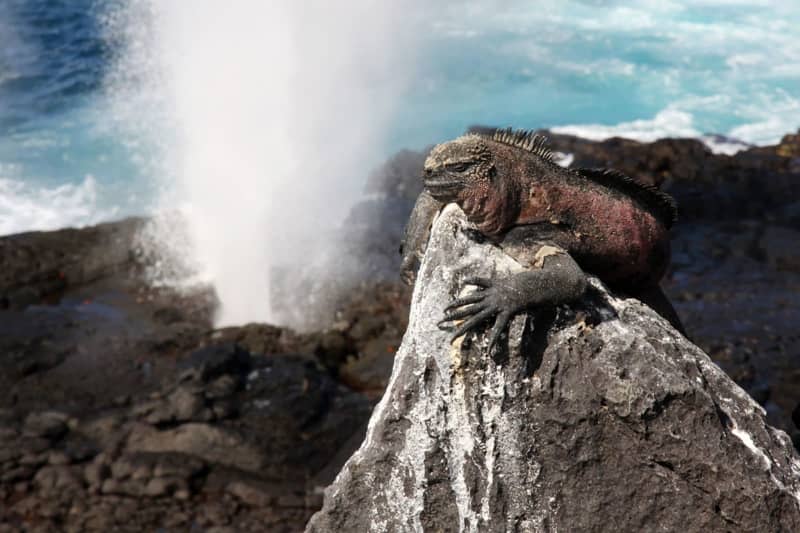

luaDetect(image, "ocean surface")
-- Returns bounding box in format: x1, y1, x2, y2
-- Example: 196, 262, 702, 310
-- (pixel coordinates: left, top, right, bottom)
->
1, 0, 799, 236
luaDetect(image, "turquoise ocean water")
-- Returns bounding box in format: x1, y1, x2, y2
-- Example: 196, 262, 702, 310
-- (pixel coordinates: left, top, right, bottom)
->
1, 0, 798, 235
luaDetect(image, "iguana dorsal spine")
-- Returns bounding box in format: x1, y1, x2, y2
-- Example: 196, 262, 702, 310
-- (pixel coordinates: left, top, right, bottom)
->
471, 127, 678, 228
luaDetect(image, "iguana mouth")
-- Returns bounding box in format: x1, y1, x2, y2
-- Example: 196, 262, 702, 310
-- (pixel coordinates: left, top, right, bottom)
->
424, 178, 462, 190
424, 179, 462, 201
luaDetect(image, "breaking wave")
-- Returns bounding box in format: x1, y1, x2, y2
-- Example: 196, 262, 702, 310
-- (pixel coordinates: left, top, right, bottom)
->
550, 108, 761, 155
0, 173, 119, 235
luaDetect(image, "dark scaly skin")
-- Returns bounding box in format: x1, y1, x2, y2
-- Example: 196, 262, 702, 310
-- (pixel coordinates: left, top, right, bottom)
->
401, 131, 684, 347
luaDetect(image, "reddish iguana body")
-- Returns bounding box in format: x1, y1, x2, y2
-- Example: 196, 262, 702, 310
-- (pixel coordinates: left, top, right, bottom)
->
401, 128, 682, 347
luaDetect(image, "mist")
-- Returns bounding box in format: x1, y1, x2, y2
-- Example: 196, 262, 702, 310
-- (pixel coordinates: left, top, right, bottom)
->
104, 1, 423, 326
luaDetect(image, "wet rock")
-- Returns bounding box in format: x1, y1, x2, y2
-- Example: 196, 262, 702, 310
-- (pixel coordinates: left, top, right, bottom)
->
23, 411, 69, 440
179, 342, 252, 382
317, 330, 355, 372
81, 502, 116, 531
18, 436, 52, 455
793, 404, 800, 452
9, 496, 40, 518
152, 305, 186, 325
759, 226, 800, 272
47, 450, 71, 466
239, 354, 372, 481
0, 446, 20, 465
136, 384, 208, 425
220, 323, 290, 355
126, 422, 265, 474
19, 451, 48, 468
205, 527, 237, 533
0, 218, 145, 310
98, 451, 204, 500
143, 476, 186, 498
206, 375, 238, 399
84, 460, 110, 490
339, 334, 397, 395
1, 466, 35, 483
77, 413, 127, 453
61, 433, 99, 463
99, 478, 122, 495
195, 500, 234, 527
308, 205, 800, 532
776, 130, 800, 157
347, 315, 386, 341
33, 466, 83, 494
666, 219, 800, 432
226, 479, 278, 507
7, 286, 39, 308
0, 313, 74, 381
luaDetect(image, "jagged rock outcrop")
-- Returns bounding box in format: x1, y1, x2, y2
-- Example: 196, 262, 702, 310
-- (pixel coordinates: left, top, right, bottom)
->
0, 217, 146, 310
307, 205, 800, 532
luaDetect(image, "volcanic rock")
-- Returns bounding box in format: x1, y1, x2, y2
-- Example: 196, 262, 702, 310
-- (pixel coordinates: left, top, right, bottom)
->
0, 218, 145, 310
307, 205, 800, 532
22, 411, 69, 440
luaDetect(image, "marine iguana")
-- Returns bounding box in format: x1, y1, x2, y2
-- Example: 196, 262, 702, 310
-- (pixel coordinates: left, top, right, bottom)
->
400, 127, 683, 348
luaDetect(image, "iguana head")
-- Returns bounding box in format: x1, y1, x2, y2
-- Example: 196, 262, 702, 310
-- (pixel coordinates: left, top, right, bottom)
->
423, 133, 519, 235
423, 134, 494, 200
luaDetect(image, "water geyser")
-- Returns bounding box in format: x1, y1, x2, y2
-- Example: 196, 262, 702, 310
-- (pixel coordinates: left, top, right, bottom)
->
107, 0, 420, 326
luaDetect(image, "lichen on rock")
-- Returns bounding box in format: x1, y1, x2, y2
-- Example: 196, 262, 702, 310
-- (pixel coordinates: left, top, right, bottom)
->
307, 204, 800, 532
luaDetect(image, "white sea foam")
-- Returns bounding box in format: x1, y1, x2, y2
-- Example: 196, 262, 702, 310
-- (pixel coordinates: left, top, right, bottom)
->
551, 109, 701, 144
0, 174, 119, 235
552, 152, 574, 168
699, 135, 753, 156
551, 108, 768, 155
730, 117, 799, 147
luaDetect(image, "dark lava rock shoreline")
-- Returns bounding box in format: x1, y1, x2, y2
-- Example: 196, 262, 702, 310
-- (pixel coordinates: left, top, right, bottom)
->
1, 130, 800, 531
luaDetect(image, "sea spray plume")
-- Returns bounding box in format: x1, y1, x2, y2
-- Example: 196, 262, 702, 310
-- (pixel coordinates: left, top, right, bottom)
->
103, 0, 423, 327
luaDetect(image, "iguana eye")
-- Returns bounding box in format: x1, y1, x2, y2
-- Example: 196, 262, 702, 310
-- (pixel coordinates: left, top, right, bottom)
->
446, 162, 471, 172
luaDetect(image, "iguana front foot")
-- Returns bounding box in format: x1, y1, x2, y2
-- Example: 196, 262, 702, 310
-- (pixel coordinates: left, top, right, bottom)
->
438, 276, 527, 351
438, 253, 588, 351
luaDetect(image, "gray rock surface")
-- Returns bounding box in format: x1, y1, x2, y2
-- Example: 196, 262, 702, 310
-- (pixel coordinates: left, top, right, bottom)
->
307, 205, 800, 532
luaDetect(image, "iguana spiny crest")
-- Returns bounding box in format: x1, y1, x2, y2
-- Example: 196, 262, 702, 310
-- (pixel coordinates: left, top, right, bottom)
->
423, 128, 676, 240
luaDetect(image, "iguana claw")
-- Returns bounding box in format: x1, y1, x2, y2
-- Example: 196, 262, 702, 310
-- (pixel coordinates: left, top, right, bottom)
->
438, 276, 525, 349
